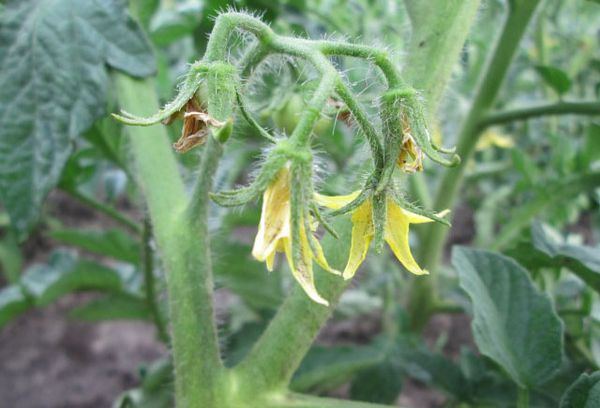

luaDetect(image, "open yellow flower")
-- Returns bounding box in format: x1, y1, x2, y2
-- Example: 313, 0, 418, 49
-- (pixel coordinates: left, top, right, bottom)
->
252, 166, 339, 305
316, 192, 449, 280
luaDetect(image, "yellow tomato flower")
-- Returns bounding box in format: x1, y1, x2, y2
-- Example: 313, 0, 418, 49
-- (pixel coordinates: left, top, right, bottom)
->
252, 166, 339, 306
476, 130, 514, 151
316, 192, 449, 280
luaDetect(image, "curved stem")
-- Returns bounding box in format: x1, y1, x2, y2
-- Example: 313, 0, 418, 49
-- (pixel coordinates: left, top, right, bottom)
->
478, 101, 600, 129
312, 40, 404, 89
204, 13, 274, 62
335, 79, 384, 167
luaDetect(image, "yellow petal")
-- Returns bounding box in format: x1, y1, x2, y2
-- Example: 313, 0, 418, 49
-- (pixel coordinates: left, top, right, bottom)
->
314, 191, 360, 210
283, 237, 329, 306
384, 201, 428, 276
266, 249, 276, 271
252, 168, 291, 262
401, 208, 450, 224
310, 233, 341, 276
476, 130, 514, 151
343, 201, 374, 280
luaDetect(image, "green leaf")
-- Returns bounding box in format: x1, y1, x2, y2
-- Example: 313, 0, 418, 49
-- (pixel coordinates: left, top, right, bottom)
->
83, 118, 128, 170
534, 65, 572, 96
50, 228, 141, 264
349, 363, 403, 404
0, 231, 23, 283
491, 171, 600, 250
560, 372, 600, 408
581, 124, 600, 168
114, 359, 173, 408
0, 285, 31, 328
149, 4, 201, 46
20, 250, 124, 306
70, 293, 150, 321
0, 0, 155, 237
129, 0, 160, 29
452, 247, 563, 388
511, 148, 539, 188
58, 149, 100, 192
533, 221, 600, 293
403, 347, 471, 401
292, 344, 385, 392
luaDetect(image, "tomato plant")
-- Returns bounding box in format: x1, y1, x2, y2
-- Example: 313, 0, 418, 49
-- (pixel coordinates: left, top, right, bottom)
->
1, 1, 600, 407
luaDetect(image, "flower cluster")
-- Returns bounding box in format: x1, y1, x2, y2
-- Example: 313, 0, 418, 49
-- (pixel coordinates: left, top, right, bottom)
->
114, 50, 458, 307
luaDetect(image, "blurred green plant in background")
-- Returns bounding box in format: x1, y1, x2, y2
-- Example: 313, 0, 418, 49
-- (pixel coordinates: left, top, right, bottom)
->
1, 0, 600, 407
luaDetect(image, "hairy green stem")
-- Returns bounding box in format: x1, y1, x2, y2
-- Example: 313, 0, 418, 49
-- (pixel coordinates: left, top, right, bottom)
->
410, 0, 543, 330
313, 40, 403, 89
335, 79, 384, 168
517, 387, 530, 408
478, 101, 600, 129
235, 220, 352, 393
115, 73, 224, 407
142, 217, 168, 343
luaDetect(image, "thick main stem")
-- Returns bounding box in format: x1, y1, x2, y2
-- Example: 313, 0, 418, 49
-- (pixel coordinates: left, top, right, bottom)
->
142, 218, 168, 343
115, 74, 224, 407
410, 0, 543, 329
168, 136, 224, 407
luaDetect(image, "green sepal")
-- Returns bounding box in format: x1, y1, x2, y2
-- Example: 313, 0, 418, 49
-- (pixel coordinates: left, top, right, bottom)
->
389, 190, 451, 226
236, 88, 276, 142
113, 62, 209, 126
375, 94, 404, 193
213, 118, 233, 143
210, 151, 288, 207
207, 62, 237, 122
384, 88, 460, 168
372, 191, 387, 254
289, 163, 305, 271
328, 173, 379, 217
310, 203, 339, 239
328, 188, 371, 217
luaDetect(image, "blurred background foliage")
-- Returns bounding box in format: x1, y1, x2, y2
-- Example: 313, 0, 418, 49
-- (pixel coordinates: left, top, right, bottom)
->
1, 0, 600, 407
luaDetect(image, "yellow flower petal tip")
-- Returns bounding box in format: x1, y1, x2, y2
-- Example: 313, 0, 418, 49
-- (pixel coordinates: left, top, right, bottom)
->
437, 209, 451, 218
252, 167, 338, 306
313, 297, 329, 307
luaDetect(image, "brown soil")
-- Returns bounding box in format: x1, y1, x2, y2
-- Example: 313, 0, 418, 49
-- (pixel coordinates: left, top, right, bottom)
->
0, 295, 166, 408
